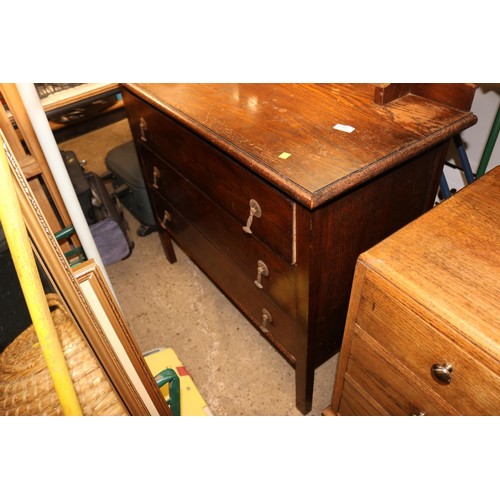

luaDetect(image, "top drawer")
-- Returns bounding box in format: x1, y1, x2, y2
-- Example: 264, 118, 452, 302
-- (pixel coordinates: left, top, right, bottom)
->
356, 273, 500, 415
123, 89, 296, 263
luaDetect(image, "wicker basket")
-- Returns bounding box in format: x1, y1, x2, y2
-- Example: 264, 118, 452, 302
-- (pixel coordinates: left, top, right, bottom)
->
0, 293, 129, 416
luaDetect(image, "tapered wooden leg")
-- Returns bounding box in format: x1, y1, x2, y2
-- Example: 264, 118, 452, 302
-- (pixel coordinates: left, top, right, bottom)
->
295, 357, 314, 415
159, 230, 177, 264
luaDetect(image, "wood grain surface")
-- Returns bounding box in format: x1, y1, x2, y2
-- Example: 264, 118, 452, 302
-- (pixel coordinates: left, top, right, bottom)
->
123, 83, 477, 208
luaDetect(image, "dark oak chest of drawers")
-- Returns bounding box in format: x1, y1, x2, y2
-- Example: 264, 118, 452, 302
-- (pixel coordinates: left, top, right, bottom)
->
121, 83, 476, 414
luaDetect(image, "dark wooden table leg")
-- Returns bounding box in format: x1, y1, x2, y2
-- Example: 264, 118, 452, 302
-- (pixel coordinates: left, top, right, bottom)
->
295, 357, 314, 415
159, 231, 177, 264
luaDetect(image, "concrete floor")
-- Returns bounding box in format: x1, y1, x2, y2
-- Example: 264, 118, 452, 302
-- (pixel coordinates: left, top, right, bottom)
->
60, 118, 339, 416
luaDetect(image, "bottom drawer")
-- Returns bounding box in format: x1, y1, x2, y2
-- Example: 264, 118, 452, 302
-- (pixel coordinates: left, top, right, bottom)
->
338, 377, 387, 416
343, 327, 452, 416
152, 193, 301, 363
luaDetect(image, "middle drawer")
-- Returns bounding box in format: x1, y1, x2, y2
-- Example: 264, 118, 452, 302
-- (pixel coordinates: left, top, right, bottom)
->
142, 147, 298, 321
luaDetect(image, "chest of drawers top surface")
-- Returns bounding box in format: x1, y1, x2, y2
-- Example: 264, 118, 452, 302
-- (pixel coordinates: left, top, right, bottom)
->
360, 166, 500, 360
122, 83, 476, 208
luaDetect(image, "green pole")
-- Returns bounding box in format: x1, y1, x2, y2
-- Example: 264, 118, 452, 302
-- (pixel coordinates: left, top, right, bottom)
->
476, 103, 500, 179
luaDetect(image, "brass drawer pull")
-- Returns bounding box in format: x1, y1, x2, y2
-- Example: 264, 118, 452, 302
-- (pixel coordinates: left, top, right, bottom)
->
242, 199, 262, 234
254, 260, 269, 289
160, 210, 172, 229
431, 362, 454, 384
260, 308, 273, 333
152, 166, 160, 189
410, 411, 426, 416
139, 117, 148, 142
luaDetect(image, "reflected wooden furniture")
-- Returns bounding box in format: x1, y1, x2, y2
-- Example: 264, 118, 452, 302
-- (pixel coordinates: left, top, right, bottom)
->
38, 83, 120, 115
121, 83, 477, 414
36, 83, 124, 140
325, 166, 500, 416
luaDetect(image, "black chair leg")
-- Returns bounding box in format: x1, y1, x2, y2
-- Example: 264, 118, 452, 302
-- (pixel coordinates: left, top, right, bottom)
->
137, 224, 157, 237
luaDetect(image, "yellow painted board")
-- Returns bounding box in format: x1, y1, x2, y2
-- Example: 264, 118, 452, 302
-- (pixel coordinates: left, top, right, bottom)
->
144, 348, 211, 416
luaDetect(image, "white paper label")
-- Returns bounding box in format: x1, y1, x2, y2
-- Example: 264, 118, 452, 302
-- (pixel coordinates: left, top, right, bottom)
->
333, 124, 355, 133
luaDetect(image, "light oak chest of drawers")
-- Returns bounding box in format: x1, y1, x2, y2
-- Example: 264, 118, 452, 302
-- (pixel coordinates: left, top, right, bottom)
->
121, 83, 476, 414
325, 167, 500, 416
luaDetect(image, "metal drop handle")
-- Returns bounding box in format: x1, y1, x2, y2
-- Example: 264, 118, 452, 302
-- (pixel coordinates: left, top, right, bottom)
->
431, 362, 454, 384
260, 309, 273, 333
254, 260, 269, 289
160, 210, 171, 229
152, 166, 160, 189
139, 117, 148, 142
242, 199, 262, 234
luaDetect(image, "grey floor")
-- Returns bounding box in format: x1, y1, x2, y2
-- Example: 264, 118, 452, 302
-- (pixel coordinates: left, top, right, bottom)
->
60, 118, 339, 416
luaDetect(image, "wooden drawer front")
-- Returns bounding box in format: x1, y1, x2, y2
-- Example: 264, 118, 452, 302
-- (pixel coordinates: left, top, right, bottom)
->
124, 90, 295, 263
345, 327, 451, 415
338, 377, 387, 416
356, 275, 500, 415
150, 192, 300, 361
142, 148, 297, 320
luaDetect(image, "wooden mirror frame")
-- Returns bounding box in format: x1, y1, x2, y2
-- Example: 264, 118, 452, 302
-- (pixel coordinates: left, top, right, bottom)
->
1, 129, 170, 416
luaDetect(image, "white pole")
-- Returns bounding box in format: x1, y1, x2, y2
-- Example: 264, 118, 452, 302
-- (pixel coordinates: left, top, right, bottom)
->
15, 83, 116, 297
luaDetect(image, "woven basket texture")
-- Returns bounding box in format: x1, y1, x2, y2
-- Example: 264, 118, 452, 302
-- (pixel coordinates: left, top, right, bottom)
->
0, 294, 129, 416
